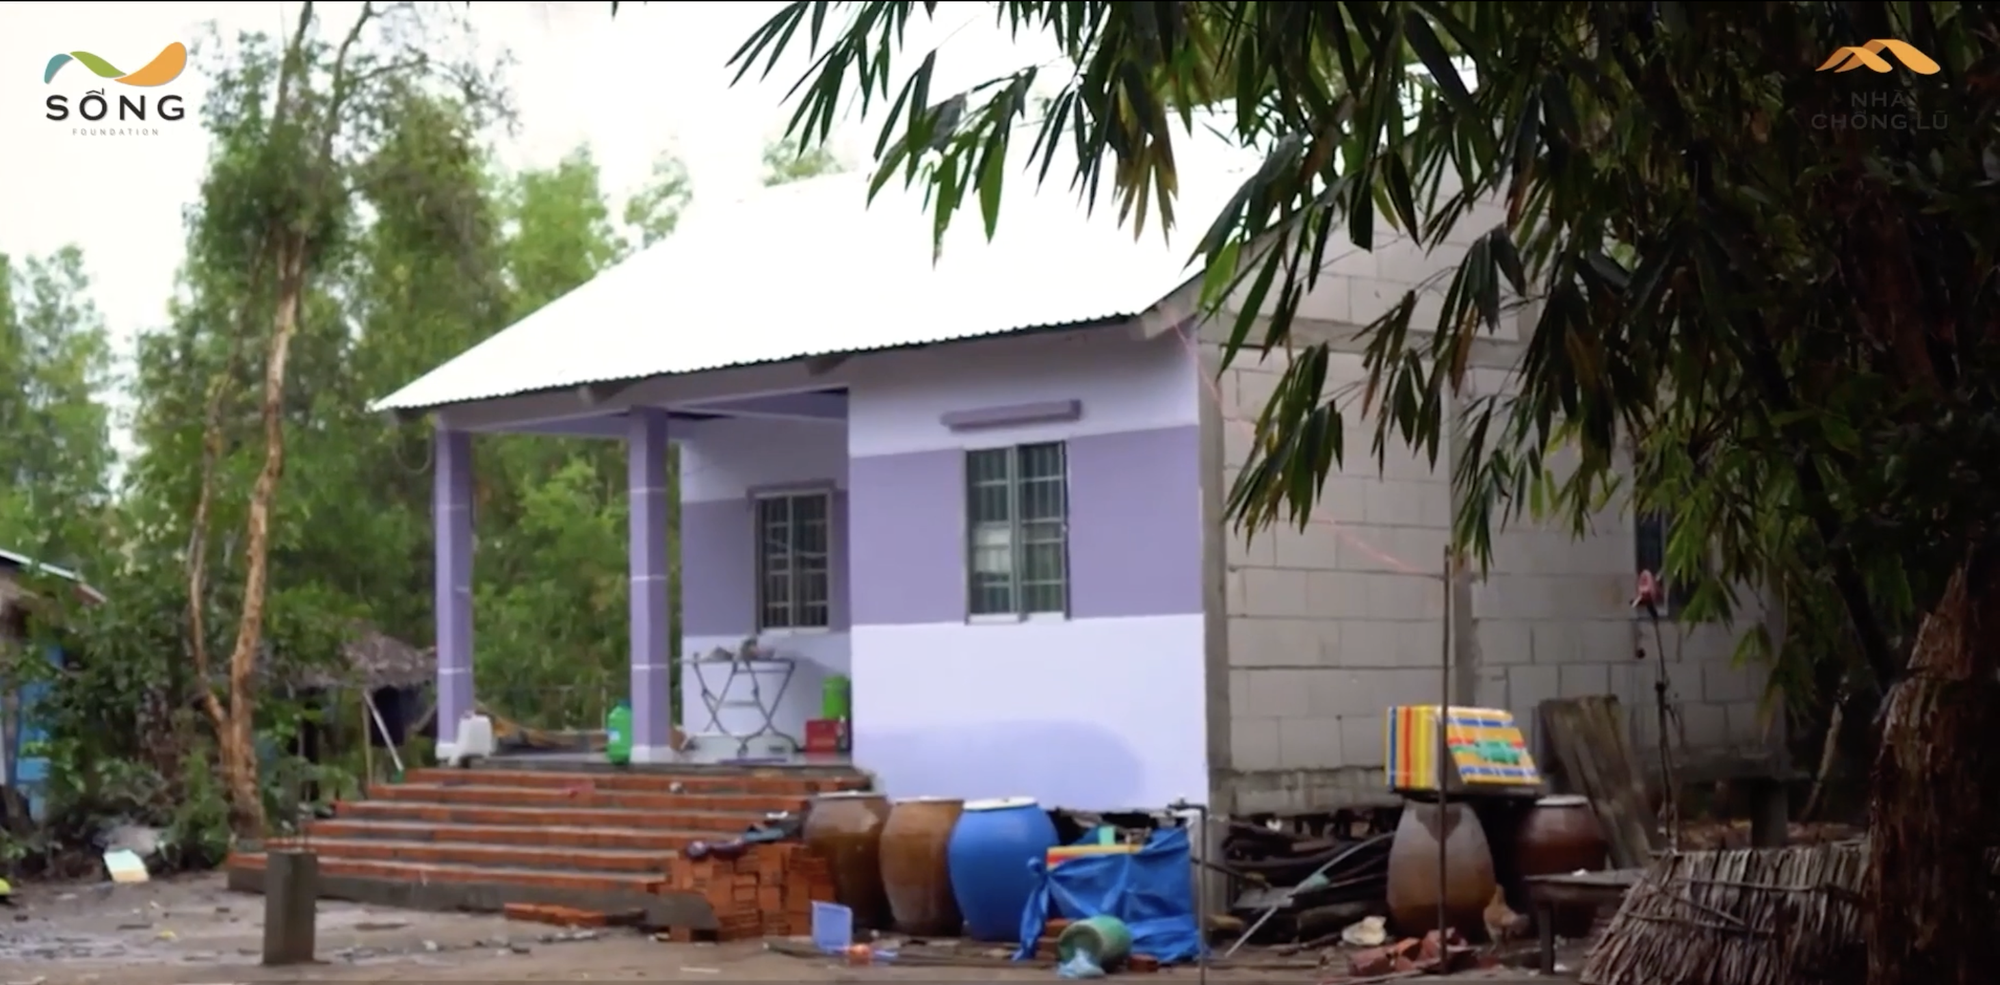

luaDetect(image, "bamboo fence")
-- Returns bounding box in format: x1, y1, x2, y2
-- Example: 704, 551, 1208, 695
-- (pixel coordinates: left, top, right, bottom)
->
1580, 842, 1869, 985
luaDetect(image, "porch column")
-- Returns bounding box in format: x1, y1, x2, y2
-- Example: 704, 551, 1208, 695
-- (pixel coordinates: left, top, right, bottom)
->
433, 426, 475, 757
627, 407, 675, 762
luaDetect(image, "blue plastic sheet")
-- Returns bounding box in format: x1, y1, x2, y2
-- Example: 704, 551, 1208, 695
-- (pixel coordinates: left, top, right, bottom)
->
1013, 827, 1205, 964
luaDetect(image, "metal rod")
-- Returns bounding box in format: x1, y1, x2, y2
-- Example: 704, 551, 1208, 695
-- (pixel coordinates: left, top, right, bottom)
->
1166, 798, 1210, 985
1437, 546, 1452, 942
1650, 616, 1680, 851
362, 689, 406, 779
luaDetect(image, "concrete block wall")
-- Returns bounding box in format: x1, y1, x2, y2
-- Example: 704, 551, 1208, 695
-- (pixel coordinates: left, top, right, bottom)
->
1207, 340, 1454, 811
1201, 215, 1777, 814
1460, 367, 1776, 774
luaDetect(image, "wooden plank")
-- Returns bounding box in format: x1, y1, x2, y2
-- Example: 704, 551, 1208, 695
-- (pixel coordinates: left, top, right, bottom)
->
1538, 697, 1659, 869
1586, 696, 1657, 848
1591, 697, 1664, 862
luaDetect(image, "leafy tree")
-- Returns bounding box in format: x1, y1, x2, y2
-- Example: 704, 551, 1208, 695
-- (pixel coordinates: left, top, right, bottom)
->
477, 148, 643, 728
730, 2, 1999, 980
624, 151, 694, 249
0, 247, 116, 566
760, 136, 846, 187
20, 1, 666, 861
131, 0, 503, 831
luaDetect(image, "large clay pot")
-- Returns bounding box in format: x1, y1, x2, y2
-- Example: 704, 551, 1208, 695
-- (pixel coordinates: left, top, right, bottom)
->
803, 791, 893, 930
879, 797, 964, 936
1385, 799, 1498, 939
947, 797, 1062, 942
1514, 795, 1610, 937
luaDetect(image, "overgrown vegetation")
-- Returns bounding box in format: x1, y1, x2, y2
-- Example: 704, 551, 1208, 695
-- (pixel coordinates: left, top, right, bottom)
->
0, 4, 838, 873
728, 1, 1997, 981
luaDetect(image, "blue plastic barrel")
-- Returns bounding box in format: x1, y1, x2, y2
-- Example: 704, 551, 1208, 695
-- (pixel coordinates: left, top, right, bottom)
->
946, 797, 1060, 942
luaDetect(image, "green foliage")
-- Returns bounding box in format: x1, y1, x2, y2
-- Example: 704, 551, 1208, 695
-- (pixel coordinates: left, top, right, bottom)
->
475, 146, 652, 728
760, 136, 847, 187
739, 0, 1998, 692
8, 9, 675, 864
625, 151, 694, 248
742, 6, 1999, 974
0, 247, 116, 568
7, 568, 231, 874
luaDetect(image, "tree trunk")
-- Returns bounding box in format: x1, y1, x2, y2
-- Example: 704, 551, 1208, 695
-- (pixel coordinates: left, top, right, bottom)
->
189, 367, 257, 831
217, 236, 309, 835
1865, 548, 2000, 985
186, 250, 266, 829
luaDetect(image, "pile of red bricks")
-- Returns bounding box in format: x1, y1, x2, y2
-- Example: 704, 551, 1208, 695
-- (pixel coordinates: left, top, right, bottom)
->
655, 842, 838, 942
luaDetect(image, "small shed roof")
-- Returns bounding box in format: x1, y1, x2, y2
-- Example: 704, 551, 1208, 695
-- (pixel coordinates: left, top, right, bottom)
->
261, 621, 433, 691
0, 548, 106, 606
371, 128, 1258, 414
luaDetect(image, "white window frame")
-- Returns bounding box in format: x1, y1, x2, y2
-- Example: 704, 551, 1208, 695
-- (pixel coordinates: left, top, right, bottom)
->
964, 441, 1071, 623
754, 489, 833, 635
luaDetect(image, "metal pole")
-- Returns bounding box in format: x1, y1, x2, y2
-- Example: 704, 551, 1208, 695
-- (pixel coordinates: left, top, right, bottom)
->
1167, 798, 1210, 985
1436, 546, 1452, 942
362, 688, 406, 779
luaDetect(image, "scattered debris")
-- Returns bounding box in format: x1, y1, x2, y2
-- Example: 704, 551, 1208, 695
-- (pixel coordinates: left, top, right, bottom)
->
1225, 825, 1393, 949
1343, 928, 1479, 979
1341, 915, 1388, 947
102, 850, 149, 885
501, 903, 636, 929
100, 824, 164, 859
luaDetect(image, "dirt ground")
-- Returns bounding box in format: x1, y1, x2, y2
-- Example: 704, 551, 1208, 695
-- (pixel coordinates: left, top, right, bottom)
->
0, 874, 1566, 985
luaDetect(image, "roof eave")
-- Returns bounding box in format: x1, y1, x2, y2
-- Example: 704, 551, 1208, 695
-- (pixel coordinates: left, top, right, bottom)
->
365, 310, 1163, 418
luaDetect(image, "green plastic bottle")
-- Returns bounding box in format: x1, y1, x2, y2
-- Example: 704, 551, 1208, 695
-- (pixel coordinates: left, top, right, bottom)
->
605, 700, 633, 765
821, 675, 852, 720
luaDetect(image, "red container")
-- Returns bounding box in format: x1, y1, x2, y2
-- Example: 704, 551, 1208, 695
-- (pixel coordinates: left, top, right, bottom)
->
805, 718, 850, 754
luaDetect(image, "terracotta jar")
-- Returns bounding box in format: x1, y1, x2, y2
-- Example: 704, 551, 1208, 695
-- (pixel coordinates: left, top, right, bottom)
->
879, 797, 964, 936
1385, 799, 1498, 938
802, 791, 893, 930
1514, 795, 1610, 937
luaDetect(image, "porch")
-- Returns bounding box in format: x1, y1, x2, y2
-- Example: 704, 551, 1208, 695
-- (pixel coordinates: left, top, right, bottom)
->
381, 147, 1246, 810
429, 381, 857, 767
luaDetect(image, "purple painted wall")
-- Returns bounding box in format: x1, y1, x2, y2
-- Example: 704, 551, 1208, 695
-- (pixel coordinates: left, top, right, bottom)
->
845, 452, 964, 625
1066, 427, 1204, 618
680, 492, 850, 637
840, 330, 1212, 809
847, 424, 1203, 625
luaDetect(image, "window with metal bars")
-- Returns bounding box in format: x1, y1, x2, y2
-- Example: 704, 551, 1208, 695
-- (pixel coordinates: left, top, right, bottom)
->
1634, 511, 1696, 616
755, 492, 831, 631
966, 442, 1070, 618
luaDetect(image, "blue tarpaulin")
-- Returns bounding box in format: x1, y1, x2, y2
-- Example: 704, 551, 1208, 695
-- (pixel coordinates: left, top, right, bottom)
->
1013, 826, 1205, 964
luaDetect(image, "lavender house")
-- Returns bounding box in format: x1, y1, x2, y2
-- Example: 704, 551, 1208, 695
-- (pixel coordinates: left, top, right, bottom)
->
374, 144, 1781, 814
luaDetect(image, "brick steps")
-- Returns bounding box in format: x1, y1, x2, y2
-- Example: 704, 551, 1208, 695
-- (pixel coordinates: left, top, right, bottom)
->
268, 837, 675, 873
366, 782, 809, 815
335, 800, 765, 833
307, 819, 708, 851
404, 767, 865, 795
224, 761, 871, 927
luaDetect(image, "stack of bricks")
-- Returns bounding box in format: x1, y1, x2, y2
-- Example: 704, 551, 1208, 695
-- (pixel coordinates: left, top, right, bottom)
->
658, 842, 838, 942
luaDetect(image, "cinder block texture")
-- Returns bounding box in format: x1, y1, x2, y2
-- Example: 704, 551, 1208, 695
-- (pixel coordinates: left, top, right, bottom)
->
1204, 295, 1776, 793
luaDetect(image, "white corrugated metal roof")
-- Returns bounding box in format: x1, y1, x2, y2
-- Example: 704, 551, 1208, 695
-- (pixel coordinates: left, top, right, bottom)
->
0, 547, 106, 603
370, 128, 1259, 413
